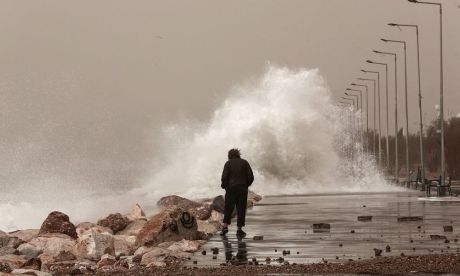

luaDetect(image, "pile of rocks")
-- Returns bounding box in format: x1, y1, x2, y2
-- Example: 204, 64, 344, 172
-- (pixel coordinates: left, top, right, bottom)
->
0, 191, 262, 275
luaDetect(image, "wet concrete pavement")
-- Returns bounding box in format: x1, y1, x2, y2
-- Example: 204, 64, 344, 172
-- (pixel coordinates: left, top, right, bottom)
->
185, 191, 460, 267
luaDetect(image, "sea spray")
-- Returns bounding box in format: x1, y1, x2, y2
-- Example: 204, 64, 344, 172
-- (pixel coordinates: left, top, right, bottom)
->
0, 65, 399, 232
140, 65, 398, 199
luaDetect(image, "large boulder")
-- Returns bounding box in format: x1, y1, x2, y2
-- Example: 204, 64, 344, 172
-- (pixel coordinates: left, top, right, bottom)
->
113, 235, 136, 257
21, 257, 42, 270
211, 195, 225, 213
8, 229, 39, 242
190, 205, 212, 220
135, 208, 200, 247
0, 254, 28, 270
76, 223, 113, 238
28, 235, 76, 255
0, 247, 17, 256
39, 250, 76, 272
97, 213, 130, 234
17, 243, 42, 259
39, 212, 77, 239
72, 228, 115, 261
118, 219, 146, 236
0, 235, 24, 248
157, 195, 202, 210
157, 195, 212, 220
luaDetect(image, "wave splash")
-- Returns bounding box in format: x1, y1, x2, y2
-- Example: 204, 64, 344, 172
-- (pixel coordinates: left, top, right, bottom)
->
0, 66, 398, 232
141, 66, 397, 199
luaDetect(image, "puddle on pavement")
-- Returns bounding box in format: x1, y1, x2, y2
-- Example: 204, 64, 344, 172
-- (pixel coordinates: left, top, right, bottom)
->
185, 191, 460, 267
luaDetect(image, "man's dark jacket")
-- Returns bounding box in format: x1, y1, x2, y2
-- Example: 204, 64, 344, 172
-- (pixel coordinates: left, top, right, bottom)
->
221, 158, 254, 189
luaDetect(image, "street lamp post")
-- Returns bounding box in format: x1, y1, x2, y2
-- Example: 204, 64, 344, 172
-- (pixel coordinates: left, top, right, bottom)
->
345, 93, 363, 150
339, 100, 356, 171
356, 81, 372, 155
389, 22, 426, 189
382, 38, 411, 186
353, 82, 379, 165
348, 87, 365, 153
358, 78, 377, 156
364, 62, 390, 174
341, 97, 358, 166
350, 84, 368, 154
370, 52, 399, 184
358, 77, 378, 162
407, 0, 445, 191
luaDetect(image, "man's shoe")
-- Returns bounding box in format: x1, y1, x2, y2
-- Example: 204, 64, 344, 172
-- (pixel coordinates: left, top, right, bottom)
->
220, 227, 228, 236
236, 229, 246, 237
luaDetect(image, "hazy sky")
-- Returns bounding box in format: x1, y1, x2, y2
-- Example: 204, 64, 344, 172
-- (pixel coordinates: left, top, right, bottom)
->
1, 0, 459, 189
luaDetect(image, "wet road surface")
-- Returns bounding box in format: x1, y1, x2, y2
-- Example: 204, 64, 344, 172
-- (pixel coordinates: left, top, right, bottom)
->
185, 191, 460, 267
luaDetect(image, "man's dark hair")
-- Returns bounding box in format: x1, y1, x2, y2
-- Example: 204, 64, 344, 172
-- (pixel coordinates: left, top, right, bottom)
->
228, 148, 241, 159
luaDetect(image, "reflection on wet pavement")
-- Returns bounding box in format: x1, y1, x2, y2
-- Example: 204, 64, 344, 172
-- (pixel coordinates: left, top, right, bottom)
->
222, 235, 248, 265
185, 191, 460, 267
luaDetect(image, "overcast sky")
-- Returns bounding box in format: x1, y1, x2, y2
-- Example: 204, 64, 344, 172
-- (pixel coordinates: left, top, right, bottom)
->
0, 0, 459, 189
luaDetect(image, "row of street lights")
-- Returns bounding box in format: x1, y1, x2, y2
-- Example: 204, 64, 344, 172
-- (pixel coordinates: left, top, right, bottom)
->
338, 0, 445, 188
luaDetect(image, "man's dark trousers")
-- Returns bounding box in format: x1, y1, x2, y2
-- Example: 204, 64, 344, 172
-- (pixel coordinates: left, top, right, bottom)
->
223, 186, 248, 227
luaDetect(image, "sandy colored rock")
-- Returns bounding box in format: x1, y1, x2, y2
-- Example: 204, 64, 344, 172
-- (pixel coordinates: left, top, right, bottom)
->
135, 207, 200, 247
97, 254, 116, 269
76, 224, 113, 238
197, 220, 220, 236
134, 246, 154, 256
248, 190, 262, 202
73, 228, 115, 261
156, 241, 175, 249
157, 195, 202, 210
118, 219, 146, 236
0, 254, 27, 270
208, 210, 224, 223
0, 247, 17, 256
190, 205, 212, 220
166, 239, 204, 253
0, 236, 23, 248
158, 196, 212, 220
113, 235, 136, 257
140, 247, 171, 266
38, 211, 77, 239
35, 251, 74, 272
127, 204, 147, 221
8, 229, 39, 243
28, 236, 75, 255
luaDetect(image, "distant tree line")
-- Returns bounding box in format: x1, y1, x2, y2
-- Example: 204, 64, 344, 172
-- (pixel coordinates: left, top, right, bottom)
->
367, 116, 460, 179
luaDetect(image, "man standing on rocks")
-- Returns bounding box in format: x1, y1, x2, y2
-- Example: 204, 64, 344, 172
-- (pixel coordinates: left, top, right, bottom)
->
220, 148, 254, 237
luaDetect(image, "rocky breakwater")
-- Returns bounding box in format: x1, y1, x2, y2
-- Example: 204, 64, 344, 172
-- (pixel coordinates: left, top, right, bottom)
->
0, 191, 262, 275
